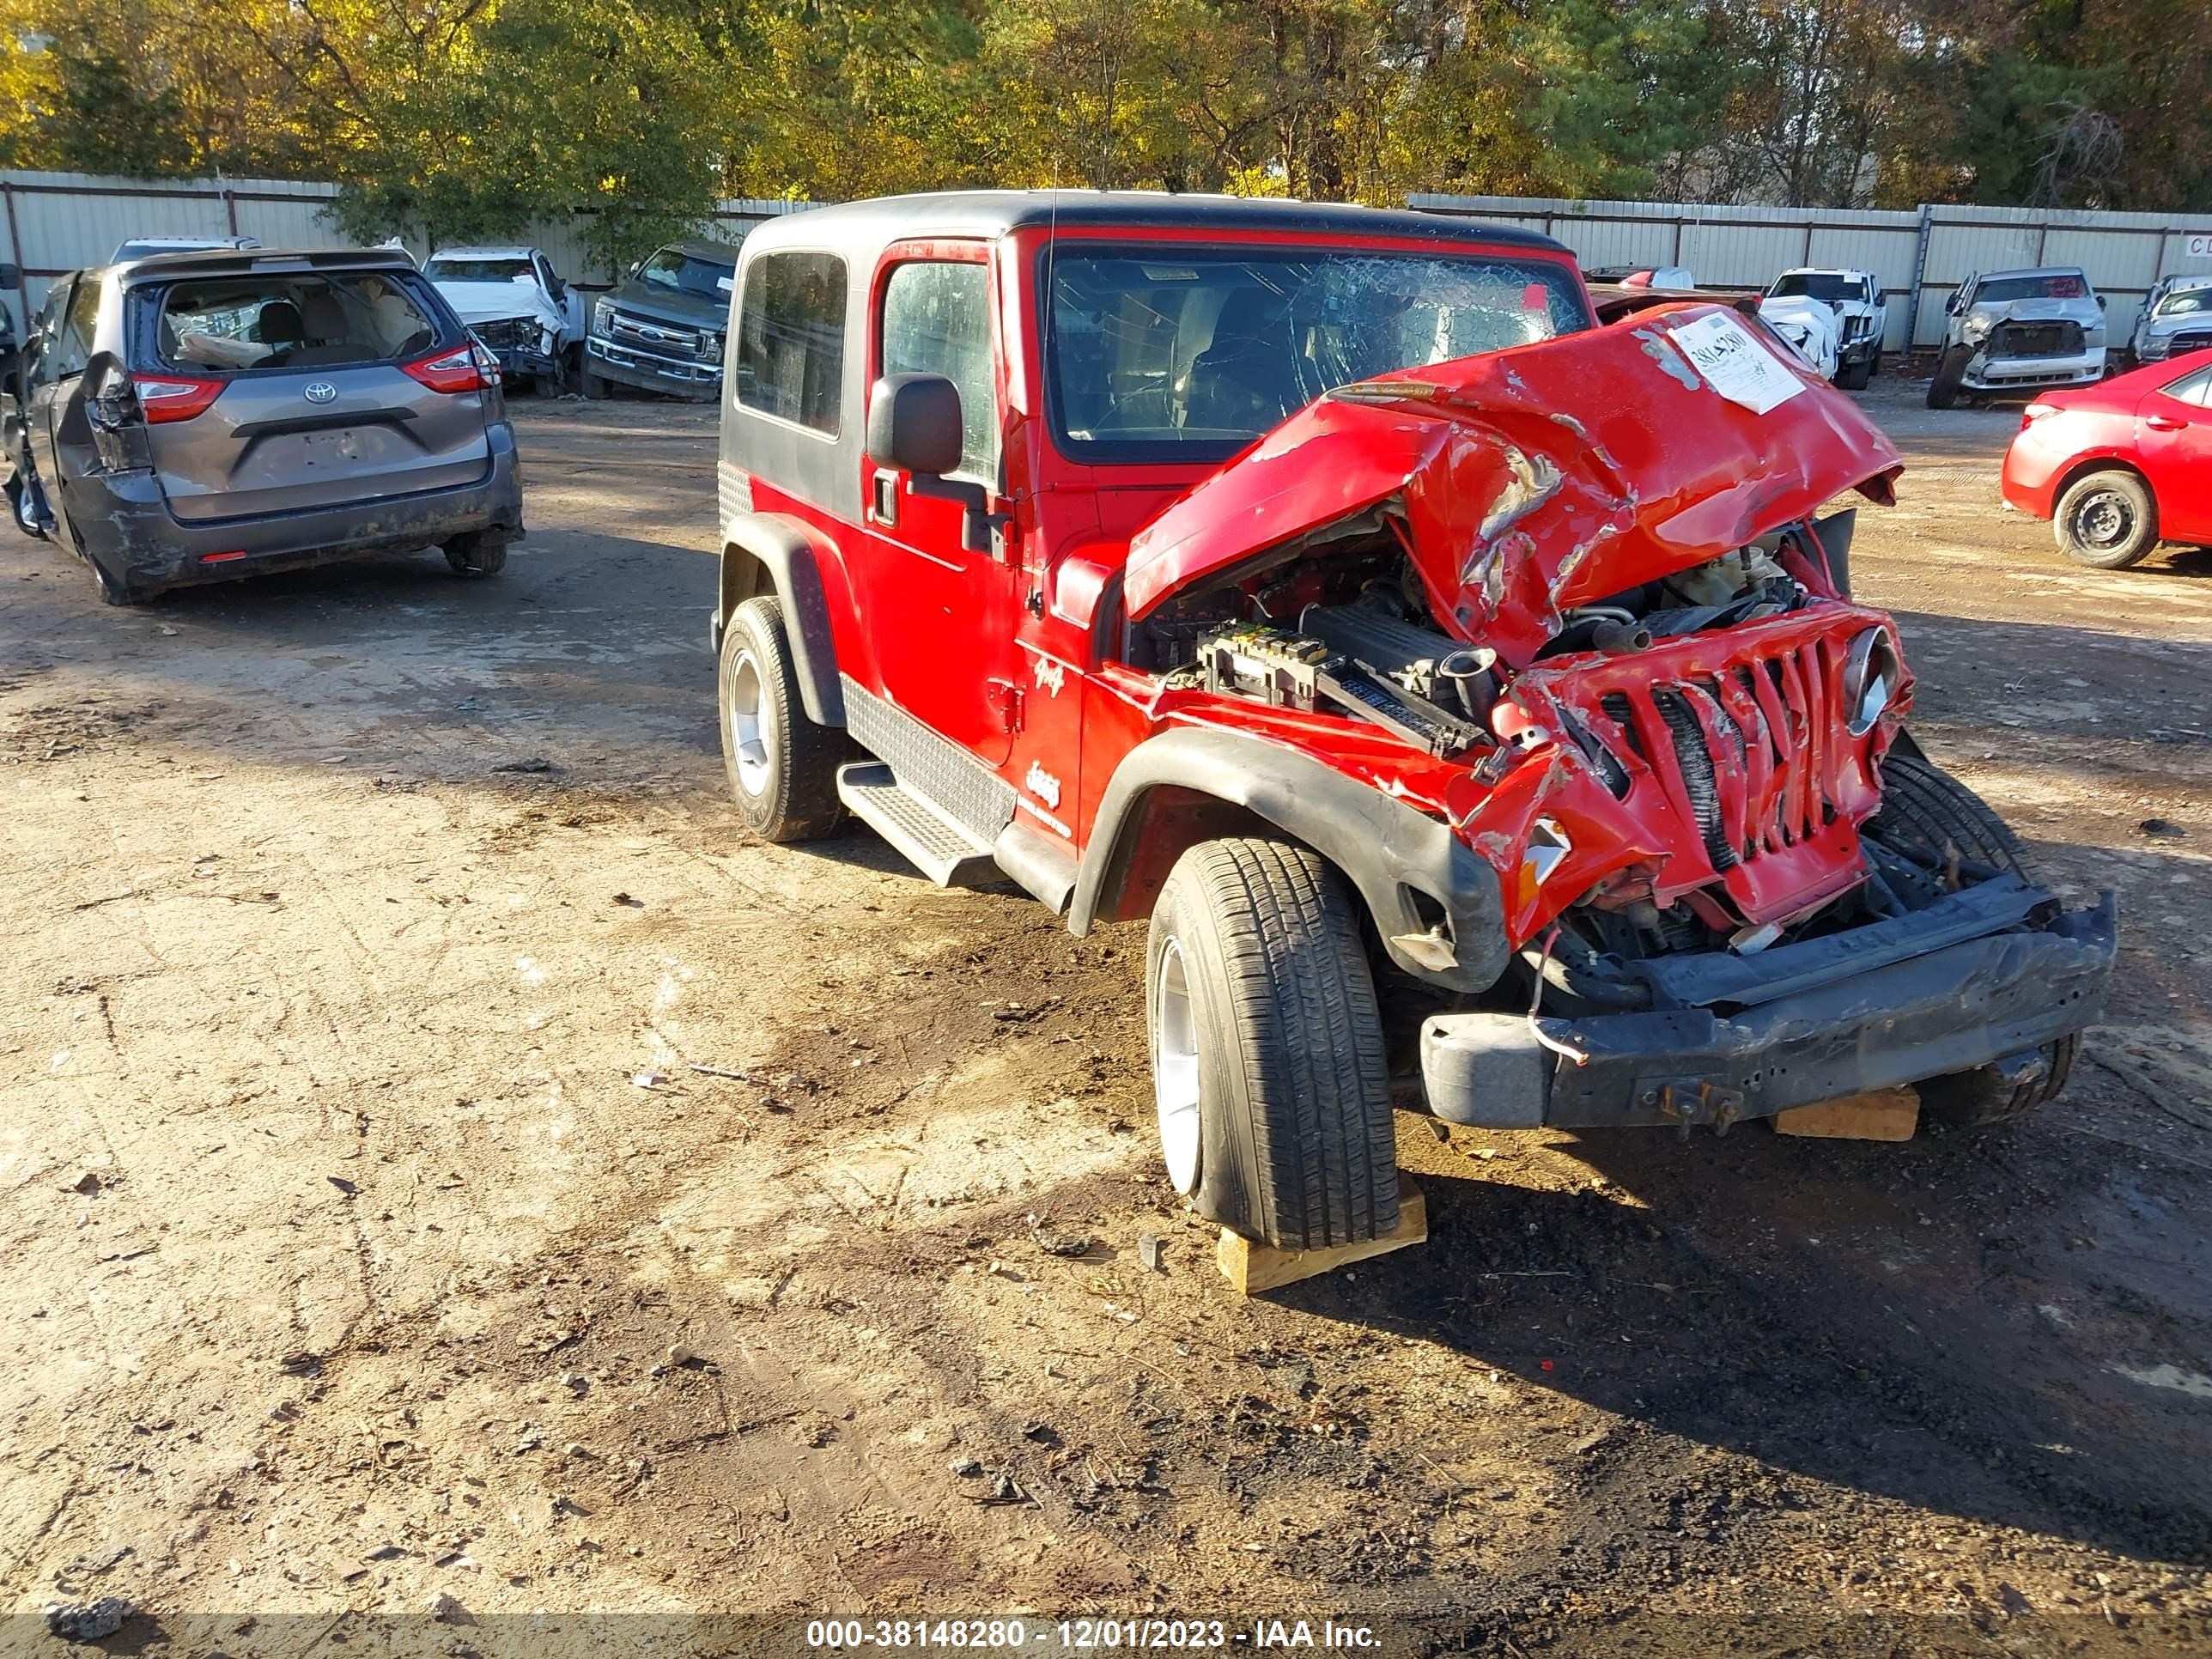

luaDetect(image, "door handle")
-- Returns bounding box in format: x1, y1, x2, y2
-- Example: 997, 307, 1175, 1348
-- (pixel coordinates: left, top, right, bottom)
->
867, 467, 899, 526
2145, 415, 2186, 431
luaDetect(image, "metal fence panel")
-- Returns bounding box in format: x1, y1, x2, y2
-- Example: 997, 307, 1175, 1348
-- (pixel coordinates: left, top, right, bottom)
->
0, 170, 820, 330
1416, 191, 2212, 352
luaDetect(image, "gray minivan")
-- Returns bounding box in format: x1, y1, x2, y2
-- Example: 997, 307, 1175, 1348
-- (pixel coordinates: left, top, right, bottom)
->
5, 246, 525, 604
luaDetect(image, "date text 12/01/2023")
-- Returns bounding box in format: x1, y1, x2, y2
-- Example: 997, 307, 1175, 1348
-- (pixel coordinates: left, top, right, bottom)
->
803, 1619, 1383, 1649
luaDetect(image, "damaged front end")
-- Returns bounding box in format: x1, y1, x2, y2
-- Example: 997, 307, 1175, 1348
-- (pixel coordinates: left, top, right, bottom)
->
1121, 305, 2116, 1129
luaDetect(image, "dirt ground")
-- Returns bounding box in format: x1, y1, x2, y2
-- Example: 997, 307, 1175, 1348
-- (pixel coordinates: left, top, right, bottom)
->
3, 373, 2209, 1659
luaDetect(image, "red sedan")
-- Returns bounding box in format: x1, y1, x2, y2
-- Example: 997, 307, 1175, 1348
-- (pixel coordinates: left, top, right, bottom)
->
2001, 347, 2212, 568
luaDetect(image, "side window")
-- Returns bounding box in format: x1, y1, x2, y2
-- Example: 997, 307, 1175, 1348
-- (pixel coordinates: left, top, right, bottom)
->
2161, 367, 2212, 408
880, 260, 998, 480
735, 251, 847, 435
49, 279, 99, 380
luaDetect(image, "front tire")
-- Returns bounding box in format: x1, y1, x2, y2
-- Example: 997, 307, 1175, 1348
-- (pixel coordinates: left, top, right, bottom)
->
718, 594, 844, 842
1838, 355, 1872, 391
1867, 755, 2077, 1127
579, 364, 611, 399
1146, 838, 1396, 1249
1926, 345, 1969, 409
2053, 469, 2157, 569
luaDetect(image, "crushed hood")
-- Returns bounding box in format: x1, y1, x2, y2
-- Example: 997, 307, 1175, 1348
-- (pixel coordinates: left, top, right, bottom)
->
1965, 295, 2103, 330
433, 280, 563, 331
1123, 304, 1902, 665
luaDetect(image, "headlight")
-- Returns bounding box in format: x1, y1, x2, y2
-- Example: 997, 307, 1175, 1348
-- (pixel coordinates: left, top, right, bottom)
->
592, 300, 613, 333
1842, 627, 1902, 736
702, 330, 725, 362
1961, 313, 1994, 344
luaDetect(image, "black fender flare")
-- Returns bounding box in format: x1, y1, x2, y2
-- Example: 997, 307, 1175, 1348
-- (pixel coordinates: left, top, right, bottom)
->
1069, 727, 1510, 994
715, 512, 844, 726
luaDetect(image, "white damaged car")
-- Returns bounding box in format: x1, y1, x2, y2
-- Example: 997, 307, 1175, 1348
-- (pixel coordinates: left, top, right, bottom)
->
1758, 292, 1842, 382
1761, 268, 1886, 388
424, 246, 586, 392
2130, 274, 2212, 365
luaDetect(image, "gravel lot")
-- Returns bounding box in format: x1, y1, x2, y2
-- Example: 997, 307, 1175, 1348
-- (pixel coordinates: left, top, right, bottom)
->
3, 376, 2209, 1658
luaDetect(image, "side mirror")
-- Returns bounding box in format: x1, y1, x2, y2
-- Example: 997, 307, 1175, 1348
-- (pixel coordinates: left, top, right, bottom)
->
866, 372, 963, 476
0, 264, 20, 291
2096, 295, 2107, 310
866, 373, 1003, 554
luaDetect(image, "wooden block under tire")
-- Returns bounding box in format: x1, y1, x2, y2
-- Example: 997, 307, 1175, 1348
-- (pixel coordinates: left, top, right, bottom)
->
1217, 1180, 1427, 1294
1772, 1086, 1921, 1141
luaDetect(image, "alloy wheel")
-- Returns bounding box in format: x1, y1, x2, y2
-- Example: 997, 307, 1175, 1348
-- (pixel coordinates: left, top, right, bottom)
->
726, 647, 772, 796
1152, 936, 1202, 1195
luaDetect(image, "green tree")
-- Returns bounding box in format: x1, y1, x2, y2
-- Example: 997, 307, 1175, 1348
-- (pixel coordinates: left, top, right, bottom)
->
27, 50, 192, 176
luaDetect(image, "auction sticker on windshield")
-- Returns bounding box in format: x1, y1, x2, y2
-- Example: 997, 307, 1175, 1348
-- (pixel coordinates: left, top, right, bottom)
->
1669, 312, 1806, 414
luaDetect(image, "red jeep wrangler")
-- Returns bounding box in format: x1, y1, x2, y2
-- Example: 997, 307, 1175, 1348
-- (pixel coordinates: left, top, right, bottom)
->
711, 193, 2116, 1250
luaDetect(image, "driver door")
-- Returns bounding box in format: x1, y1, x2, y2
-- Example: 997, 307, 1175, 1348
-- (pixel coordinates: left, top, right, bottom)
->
849, 245, 1020, 764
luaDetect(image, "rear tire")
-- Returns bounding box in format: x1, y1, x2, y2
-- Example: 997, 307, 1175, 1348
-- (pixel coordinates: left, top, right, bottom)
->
91, 558, 145, 607
1926, 345, 1969, 409
1145, 838, 1396, 1249
2053, 469, 2157, 569
718, 594, 845, 842
1866, 755, 2077, 1127
443, 532, 508, 578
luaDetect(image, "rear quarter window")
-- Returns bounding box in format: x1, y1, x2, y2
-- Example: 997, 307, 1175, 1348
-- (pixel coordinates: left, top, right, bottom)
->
736, 252, 847, 435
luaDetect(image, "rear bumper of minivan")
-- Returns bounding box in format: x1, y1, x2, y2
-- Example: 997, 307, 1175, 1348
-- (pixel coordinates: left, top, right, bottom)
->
81, 424, 524, 598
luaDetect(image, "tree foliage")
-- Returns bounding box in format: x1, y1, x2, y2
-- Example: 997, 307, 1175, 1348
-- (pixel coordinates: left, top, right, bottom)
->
1, 0, 2207, 252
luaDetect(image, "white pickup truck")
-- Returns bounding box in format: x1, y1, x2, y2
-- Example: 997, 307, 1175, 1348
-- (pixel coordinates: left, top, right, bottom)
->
424, 246, 586, 392
1761, 268, 1887, 389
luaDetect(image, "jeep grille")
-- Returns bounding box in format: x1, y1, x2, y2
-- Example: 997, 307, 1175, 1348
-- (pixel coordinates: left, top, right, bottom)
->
1598, 644, 1838, 872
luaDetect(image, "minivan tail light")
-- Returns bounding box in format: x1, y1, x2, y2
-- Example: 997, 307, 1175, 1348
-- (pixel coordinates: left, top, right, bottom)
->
403, 343, 499, 394
135, 374, 226, 423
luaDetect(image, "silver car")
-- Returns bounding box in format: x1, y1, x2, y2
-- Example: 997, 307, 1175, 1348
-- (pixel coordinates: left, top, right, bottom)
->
4, 246, 524, 605
2130, 274, 2212, 364
1927, 266, 2106, 408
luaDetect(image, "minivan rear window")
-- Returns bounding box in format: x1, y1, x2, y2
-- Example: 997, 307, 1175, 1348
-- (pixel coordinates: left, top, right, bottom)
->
153, 273, 437, 374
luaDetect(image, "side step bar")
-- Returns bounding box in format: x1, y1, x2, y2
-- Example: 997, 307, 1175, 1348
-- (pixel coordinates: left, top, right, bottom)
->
836, 762, 997, 887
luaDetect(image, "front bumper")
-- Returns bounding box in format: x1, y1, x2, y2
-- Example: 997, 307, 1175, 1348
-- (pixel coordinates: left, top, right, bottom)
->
83, 424, 526, 597
489, 345, 561, 380
585, 335, 721, 400
1961, 346, 2106, 391
1419, 887, 2117, 1130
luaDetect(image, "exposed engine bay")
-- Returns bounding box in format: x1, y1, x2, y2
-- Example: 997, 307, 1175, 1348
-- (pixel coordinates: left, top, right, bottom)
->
1119, 508, 1959, 988
1132, 520, 1827, 763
